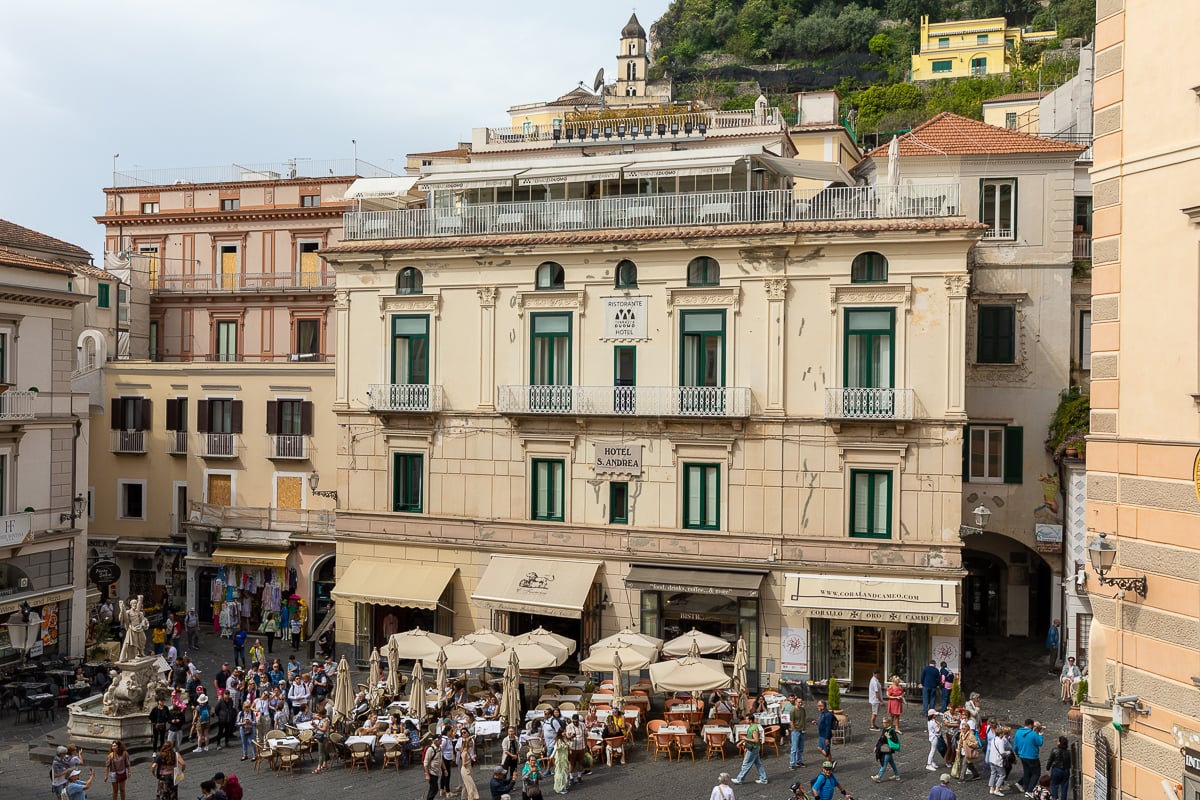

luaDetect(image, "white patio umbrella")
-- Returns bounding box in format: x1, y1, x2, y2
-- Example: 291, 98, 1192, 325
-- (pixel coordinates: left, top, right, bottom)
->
407, 659, 427, 715
648, 654, 732, 693
443, 639, 502, 670
509, 626, 577, 656
489, 640, 568, 670
389, 627, 452, 661
887, 135, 900, 186
331, 654, 354, 726
500, 648, 522, 728
367, 647, 383, 709
435, 648, 449, 712
731, 637, 748, 719
386, 637, 401, 695
577, 637, 658, 672
662, 628, 732, 657
458, 627, 513, 651
592, 627, 663, 651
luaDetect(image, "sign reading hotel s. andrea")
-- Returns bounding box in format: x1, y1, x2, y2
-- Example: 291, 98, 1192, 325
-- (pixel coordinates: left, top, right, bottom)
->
594, 444, 642, 477
603, 296, 648, 340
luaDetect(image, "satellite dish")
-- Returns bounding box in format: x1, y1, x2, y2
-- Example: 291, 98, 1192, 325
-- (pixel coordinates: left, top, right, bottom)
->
593, 67, 605, 93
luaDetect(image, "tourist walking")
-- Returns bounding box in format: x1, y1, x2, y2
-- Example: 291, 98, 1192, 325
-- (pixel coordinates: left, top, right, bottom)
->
565, 716, 586, 786
986, 725, 1012, 796
552, 735, 569, 794
1013, 719, 1045, 794
926, 710, 942, 771
440, 725, 457, 797
920, 661, 941, 715
929, 772, 957, 800
1045, 620, 1060, 669
868, 671, 883, 731
871, 717, 900, 782
424, 735, 445, 800
260, 613, 279, 654
151, 742, 185, 800
104, 740, 130, 800
460, 727, 480, 800
731, 714, 768, 785
235, 702, 255, 761
710, 772, 735, 800
520, 753, 542, 800
887, 676, 906, 732
816, 700, 835, 763
789, 695, 807, 768
810, 761, 852, 800
1047, 736, 1072, 800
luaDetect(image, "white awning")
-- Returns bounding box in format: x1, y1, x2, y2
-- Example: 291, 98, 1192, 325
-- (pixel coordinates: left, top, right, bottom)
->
624, 156, 739, 179
759, 154, 855, 186
517, 163, 627, 186
472, 555, 602, 619
782, 573, 959, 625
417, 169, 526, 191
344, 176, 419, 200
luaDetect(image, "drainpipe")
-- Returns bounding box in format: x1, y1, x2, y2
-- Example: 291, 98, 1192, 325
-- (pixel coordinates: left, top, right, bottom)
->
70, 416, 81, 529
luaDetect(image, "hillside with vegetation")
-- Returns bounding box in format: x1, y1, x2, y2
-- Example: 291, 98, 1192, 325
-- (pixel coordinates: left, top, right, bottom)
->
652, 0, 1095, 136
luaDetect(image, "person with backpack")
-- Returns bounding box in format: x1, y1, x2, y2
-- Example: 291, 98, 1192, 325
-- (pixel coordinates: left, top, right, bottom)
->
167, 703, 186, 751
64, 768, 95, 800
939, 664, 954, 712
871, 717, 900, 782
730, 714, 768, 785
810, 761, 852, 800
424, 735, 446, 800
1046, 735, 1073, 800
191, 694, 211, 753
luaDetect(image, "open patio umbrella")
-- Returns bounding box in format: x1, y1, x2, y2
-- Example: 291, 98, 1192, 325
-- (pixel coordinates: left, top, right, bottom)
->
578, 637, 658, 672
331, 654, 354, 726
386, 637, 401, 695
407, 659, 427, 715
489, 640, 569, 670
435, 648, 449, 712
458, 627, 513, 651
662, 628, 732, 657
592, 627, 663, 651
509, 626, 577, 656
731, 637, 748, 718
500, 648, 522, 728
443, 639, 501, 670
367, 647, 383, 710
649, 653, 732, 693
389, 627, 452, 661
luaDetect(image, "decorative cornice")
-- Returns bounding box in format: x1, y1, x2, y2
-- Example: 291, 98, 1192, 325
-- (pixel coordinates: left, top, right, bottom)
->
830, 283, 912, 312
944, 274, 970, 297
516, 290, 584, 317
665, 285, 740, 315
379, 291, 441, 318
95, 206, 350, 228
476, 287, 498, 307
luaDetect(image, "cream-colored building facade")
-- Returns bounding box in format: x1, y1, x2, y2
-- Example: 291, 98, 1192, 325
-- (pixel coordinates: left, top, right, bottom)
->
1081, 2, 1200, 798
325, 98, 980, 686
911, 15, 1057, 81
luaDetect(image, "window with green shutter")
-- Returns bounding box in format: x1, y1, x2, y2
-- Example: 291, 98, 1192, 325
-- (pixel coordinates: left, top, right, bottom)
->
977, 305, 1016, 364
97, 283, 110, 308
849, 469, 892, 538
932, 59, 953, 73
962, 424, 1023, 484
531, 458, 565, 521
682, 463, 720, 530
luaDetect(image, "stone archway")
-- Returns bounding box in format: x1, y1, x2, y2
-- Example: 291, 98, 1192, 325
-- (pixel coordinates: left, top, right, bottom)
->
962, 531, 1056, 639
76, 329, 107, 372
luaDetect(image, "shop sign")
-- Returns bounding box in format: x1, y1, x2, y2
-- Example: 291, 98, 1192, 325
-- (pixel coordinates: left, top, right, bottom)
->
1094, 730, 1110, 800
602, 296, 648, 340
1036, 524, 1063, 543
0, 587, 74, 617
594, 444, 642, 477
1035, 542, 1063, 554
0, 513, 32, 548
1185, 748, 1200, 777
806, 607, 958, 625
88, 560, 122, 587
635, 581, 751, 597
781, 627, 809, 673
784, 573, 958, 623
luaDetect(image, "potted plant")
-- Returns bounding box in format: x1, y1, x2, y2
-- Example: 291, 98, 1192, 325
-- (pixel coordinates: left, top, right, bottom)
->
948, 675, 963, 710
828, 677, 849, 740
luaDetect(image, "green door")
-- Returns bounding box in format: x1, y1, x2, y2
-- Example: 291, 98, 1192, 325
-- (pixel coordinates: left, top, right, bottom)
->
844, 308, 894, 416
679, 310, 725, 414
530, 313, 572, 412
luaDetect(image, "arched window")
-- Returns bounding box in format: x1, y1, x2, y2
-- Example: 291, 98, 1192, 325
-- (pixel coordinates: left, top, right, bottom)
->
687, 256, 720, 287
536, 261, 565, 290
397, 267, 423, 295
627, 62, 636, 81
851, 252, 888, 283
626, 87, 637, 97
615, 259, 638, 288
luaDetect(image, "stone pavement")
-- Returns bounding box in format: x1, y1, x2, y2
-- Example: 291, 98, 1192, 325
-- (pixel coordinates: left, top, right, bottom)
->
0, 631, 1074, 800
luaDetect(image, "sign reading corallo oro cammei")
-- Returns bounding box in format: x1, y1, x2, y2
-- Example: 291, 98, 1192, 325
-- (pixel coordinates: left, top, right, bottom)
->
603, 296, 648, 340
594, 443, 643, 477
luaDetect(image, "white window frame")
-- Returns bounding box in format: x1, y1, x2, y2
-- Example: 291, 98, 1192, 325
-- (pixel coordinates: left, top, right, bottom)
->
296, 238, 322, 278
969, 425, 1005, 483
117, 479, 148, 520
0, 325, 13, 384
272, 471, 309, 511
202, 469, 237, 504
0, 448, 11, 516
1078, 309, 1092, 370
980, 178, 1017, 241
141, 202, 159, 214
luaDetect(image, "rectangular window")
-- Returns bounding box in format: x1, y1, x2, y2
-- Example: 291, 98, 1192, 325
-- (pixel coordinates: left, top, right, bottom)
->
141, 202, 159, 214
218, 244, 239, 289
0, 454, 7, 515
682, 463, 720, 530
110, 396, 151, 431
118, 286, 129, 323
295, 318, 321, 358
1005, 112, 1017, 129
932, 59, 953, 73
977, 305, 1016, 364
970, 57, 987, 75
392, 453, 424, 513
276, 400, 304, 435
531, 458, 565, 521
530, 313, 572, 412
964, 425, 1023, 484
938, 37, 950, 48
609, 481, 629, 524
980, 178, 1016, 239
0, 332, 7, 382
139, 245, 160, 290
1079, 310, 1092, 369
391, 315, 429, 384
844, 308, 894, 389
680, 310, 725, 387
221, 198, 240, 211
614, 346, 636, 414
215, 320, 239, 362
165, 398, 188, 431
976, 34, 988, 45
149, 320, 160, 362
849, 469, 891, 538
298, 241, 321, 286
208, 399, 235, 433
97, 283, 111, 308
300, 194, 321, 207
119, 481, 146, 520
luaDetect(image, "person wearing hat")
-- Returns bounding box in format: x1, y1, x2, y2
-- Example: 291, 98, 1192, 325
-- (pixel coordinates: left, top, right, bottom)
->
65, 767, 95, 800
929, 772, 957, 800
424, 734, 445, 800
926, 708, 944, 771
809, 761, 851, 800
192, 693, 211, 752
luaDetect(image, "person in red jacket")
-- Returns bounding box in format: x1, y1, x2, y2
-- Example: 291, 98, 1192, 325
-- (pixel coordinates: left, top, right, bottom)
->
212, 772, 242, 800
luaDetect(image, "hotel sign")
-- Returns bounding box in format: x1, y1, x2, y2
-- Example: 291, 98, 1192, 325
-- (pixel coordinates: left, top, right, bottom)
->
602, 296, 648, 340
0, 513, 32, 548
594, 444, 642, 477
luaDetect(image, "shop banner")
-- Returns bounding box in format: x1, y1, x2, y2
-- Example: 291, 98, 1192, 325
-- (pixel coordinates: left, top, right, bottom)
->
931, 635, 960, 672
781, 627, 809, 674
783, 573, 959, 625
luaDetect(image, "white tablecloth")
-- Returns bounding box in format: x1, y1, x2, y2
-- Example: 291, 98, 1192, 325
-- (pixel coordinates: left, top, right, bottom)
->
266, 736, 300, 751
474, 720, 503, 737
526, 709, 581, 721
754, 712, 780, 725
657, 726, 688, 735
346, 735, 378, 751
668, 704, 698, 713
703, 726, 734, 741
294, 720, 313, 731
379, 734, 404, 748
541, 694, 582, 704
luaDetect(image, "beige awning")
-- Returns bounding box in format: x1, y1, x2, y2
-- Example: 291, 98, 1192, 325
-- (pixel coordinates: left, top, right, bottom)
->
625, 565, 767, 598
331, 560, 457, 610
759, 154, 855, 186
623, 156, 738, 179
472, 555, 601, 619
344, 176, 419, 200
112, 539, 164, 557
517, 163, 627, 186
417, 169, 525, 191
783, 573, 959, 625
210, 547, 289, 568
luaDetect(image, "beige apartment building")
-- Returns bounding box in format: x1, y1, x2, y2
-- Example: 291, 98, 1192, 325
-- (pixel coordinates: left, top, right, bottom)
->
322, 82, 983, 687
87, 161, 368, 636
1081, 2, 1200, 799
0, 220, 93, 666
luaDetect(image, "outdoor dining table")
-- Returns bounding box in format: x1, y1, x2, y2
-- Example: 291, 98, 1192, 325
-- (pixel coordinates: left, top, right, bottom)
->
266, 736, 301, 750
474, 720, 503, 737
595, 709, 641, 727
753, 711, 780, 725
659, 725, 688, 735
588, 694, 614, 705
703, 725, 734, 739
294, 720, 313, 731
525, 709, 581, 721
668, 704, 698, 712
542, 694, 582, 704
346, 734, 378, 751
548, 679, 586, 689
379, 733, 404, 748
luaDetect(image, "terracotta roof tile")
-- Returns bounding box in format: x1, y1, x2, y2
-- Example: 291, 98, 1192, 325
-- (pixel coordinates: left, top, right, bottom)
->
71, 262, 116, 280
409, 148, 471, 158
323, 217, 985, 255
982, 91, 1048, 104
0, 247, 76, 275
864, 112, 1085, 158
0, 218, 90, 260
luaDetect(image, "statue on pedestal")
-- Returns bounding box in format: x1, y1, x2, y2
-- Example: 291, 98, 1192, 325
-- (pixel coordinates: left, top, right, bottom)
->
117, 596, 148, 663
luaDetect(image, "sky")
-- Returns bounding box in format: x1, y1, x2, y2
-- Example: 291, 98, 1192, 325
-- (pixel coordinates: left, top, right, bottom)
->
0, 0, 673, 261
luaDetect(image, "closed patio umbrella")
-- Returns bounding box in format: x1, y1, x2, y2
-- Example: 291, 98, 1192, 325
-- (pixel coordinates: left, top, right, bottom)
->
500, 648, 522, 728
407, 659, 427, 715
331, 654, 354, 726
367, 647, 382, 710
731, 637, 748, 719
435, 648, 449, 712
648, 654, 731, 693
509, 626, 577, 656
389, 627, 452, 661
386, 637, 401, 695
662, 628, 732, 657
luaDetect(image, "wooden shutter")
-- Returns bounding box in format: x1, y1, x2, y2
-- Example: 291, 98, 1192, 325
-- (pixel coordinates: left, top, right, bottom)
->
166, 399, 179, 431
1003, 425, 1024, 484
110, 399, 121, 430
265, 401, 278, 435
139, 398, 152, 431
196, 400, 210, 433
995, 308, 1015, 363
178, 398, 188, 432
230, 400, 244, 434
300, 401, 313, 436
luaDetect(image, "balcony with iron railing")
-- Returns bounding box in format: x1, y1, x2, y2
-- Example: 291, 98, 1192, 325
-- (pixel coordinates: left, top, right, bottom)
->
188, 500, 334, 535
153, 270, 335, 293
268, 434, 309, 460
825, 388, 915, 422
345, 183, 961, 241
0, 390, 36, 421
201, 433, 238, 459
368, 384, 445, 413
497, 385, 752, 418
167, 430, 188, 456
478, 108, 787, 150
111, 429, 147, 454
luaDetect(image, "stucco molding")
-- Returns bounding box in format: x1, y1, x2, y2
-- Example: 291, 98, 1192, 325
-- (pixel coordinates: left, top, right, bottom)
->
378, 291, 441, 319
829, 283, 912, 312
763, 278, 789, 300
515, 290, 585, 317
966, 293, 1032, 385
665, 285, 741, 315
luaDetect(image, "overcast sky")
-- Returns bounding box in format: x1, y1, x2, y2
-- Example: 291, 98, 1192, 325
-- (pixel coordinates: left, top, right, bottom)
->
0, 1, 672, 260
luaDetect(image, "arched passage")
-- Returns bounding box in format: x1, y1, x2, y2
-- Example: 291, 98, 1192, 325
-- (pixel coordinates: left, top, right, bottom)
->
962, 531, 1055, 640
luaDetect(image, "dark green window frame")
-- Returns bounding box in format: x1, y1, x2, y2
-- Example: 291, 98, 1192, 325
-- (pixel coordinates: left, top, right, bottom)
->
531, 458, 565, 521
843, 307, 895, 389
679, 310, 726, 387
962, 424, 1023, 484
979, 178, 1018, 239
937, 37, 950, 49
977, 304, 1016, 364
851, 252, 888, 283
932, 59, 953, 73
609, 481, 629, 524
97, 283, 111, 308
392, 452, 424, 513
397, 267, 423, 295
686, 256, 720, 287
614, 345, 636, 414
849, 469, 892, 538
530, 312, 572, 385
970, 56, 987, 74
682, 462, 720, 530
615, 259, 638, 289
390, 314, 430, 384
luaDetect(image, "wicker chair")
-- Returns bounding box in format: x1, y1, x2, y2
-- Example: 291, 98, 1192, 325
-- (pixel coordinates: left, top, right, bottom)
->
652, 731, 676, 762
381, 740, 403, 772
251, 739, 272, 773
559, 701, 576, 711
296, 729, 316, 763
275, 745, 300, 775
704, 731, 727, 760
676, 732, 697, 761
348, 741, 372, 772
604, 736, 626, 766
645, 719, 665, 752
762, 725, 781, 757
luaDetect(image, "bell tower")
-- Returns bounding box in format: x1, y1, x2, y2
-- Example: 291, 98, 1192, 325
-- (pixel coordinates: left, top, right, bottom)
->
614, 13, 649, 98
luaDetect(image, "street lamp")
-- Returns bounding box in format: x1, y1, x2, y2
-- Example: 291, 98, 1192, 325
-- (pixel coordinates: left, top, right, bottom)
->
972, 505, 992, 529
4, 601, 43, 667
1087, 531, 1148, 598
308, 470, 337, 501
60, 494, 86, 524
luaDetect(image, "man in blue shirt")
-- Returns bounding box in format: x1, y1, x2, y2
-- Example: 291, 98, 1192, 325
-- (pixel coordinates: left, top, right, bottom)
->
1046, 620, 1061, 669
920, 660, 942, 715
64, 768, 95, 800
928, 772, 956, 800
232, 626, 248, 669
810, 761, 852, 800
1012, 718, 1045, 793
816, 700, 835, 763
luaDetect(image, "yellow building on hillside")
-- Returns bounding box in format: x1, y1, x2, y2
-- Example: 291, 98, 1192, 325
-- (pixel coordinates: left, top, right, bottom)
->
911, 15, 1057, 81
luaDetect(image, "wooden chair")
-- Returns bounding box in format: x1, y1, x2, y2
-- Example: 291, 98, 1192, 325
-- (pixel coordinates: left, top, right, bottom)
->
645, 719, 665, 752
676, 732, 697, 761
652, 731, 676, 762
348, 741, 372, 772
251, 739, 271, 773
704, 731, 727, 760
665, 711, 689, 727
275, 745, 300, 775
381, 740, 403, 772
712, 712, 733, 726
604, 736, 626, 766
762, 725, 781, 757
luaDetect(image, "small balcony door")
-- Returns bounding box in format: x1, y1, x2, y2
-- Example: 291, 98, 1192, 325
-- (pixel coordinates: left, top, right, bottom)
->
614, 346, 636, 414
529, 313, 572, 412
391, 316, 429, 385
844, 308, 895, 416
679, 310, 725, 413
